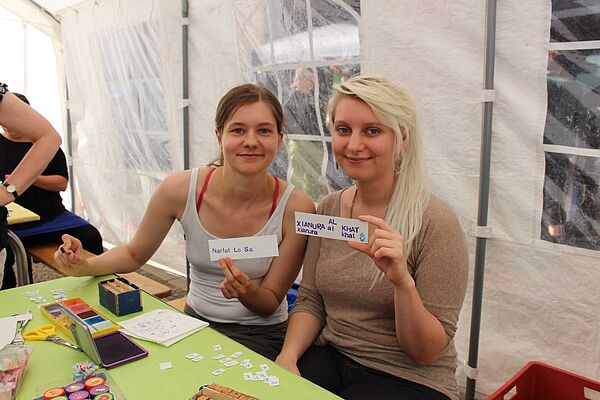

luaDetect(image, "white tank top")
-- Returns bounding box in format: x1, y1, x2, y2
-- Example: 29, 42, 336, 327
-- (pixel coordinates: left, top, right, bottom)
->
181, 168, 294, 325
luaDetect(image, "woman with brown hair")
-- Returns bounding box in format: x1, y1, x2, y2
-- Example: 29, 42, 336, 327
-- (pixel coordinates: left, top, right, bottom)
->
54, 83, 315, 360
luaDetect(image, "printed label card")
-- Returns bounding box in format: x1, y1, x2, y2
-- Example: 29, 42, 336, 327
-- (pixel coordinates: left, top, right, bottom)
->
295, 212, 368, 243
208, 235, 279, 261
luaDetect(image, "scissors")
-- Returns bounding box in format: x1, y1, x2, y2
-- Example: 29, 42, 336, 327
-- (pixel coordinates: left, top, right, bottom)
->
23, 324, 81, 351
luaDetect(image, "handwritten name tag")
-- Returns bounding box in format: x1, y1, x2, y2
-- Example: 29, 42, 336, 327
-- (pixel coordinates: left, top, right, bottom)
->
208, 235, 279, 261
295, 212, 368, 243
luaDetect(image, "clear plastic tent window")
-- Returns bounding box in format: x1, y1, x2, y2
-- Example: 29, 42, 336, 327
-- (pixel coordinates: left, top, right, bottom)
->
542, 1, 600, 250
234, 0, 360, 201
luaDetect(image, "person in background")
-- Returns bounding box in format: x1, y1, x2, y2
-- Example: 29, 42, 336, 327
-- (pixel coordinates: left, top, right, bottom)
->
283, 68, 323, 199
0, 82, 62, 286
0, 93, 103, 289
276, 76, 468, 400
54, 83, 315, 360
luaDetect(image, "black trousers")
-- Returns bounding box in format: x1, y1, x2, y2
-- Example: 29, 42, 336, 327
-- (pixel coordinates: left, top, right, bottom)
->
1, 224, 103, 289
184, 304, 287, 361
298, 345, 451, 400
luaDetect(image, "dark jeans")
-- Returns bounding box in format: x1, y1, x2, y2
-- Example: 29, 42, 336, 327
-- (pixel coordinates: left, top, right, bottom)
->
1, 224, 103, 289
298, 345, 450, 400
184, 303, 287, 361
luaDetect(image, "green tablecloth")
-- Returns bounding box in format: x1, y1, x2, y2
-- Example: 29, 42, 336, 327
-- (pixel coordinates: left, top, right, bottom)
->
0, 276, 340, 399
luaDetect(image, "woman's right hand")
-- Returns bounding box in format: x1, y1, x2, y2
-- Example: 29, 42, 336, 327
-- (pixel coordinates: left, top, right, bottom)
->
275, 354, 301, 376
53, 234, 88, 276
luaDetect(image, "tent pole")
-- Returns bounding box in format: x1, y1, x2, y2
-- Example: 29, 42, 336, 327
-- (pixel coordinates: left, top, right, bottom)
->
182, 0, 190, 171
466, 0, 497, 398
182, 0, 190, 290
65, 82, 75, 211
23, 0, 59, 23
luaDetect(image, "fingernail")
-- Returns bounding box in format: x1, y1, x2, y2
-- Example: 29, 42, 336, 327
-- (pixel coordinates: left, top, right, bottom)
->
59, 246, 65, 254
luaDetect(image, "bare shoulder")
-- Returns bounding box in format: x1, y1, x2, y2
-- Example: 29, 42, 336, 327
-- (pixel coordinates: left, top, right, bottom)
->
156, 170, 192, 203
197, 166, 217, 180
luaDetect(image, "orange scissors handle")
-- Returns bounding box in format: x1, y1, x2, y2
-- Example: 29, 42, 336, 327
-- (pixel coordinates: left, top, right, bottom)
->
23, 324, 56, 341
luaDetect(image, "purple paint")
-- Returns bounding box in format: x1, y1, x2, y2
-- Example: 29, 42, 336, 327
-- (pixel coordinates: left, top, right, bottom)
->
65, 382, 85, 394
88, 385, 110, 396
68, 390, 90, 400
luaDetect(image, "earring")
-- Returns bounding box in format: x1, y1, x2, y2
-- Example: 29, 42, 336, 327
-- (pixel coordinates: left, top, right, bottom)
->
394, 160, 403, 175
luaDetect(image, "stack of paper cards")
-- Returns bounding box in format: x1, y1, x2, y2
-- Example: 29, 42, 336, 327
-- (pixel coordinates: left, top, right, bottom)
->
119, 309, 208, 347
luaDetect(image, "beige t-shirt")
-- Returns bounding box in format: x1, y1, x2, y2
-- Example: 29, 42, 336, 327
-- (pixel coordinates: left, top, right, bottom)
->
292, 190, 468, 400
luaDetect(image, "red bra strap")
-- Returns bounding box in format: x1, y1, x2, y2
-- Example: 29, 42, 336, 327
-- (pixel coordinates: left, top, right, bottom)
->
196, 168, 217, 213
270, 176, 279, 217
198, 170, 279, 216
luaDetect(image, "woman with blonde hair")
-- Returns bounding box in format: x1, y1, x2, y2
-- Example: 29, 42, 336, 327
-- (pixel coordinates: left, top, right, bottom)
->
276, 75, 468, 399
54, 83, 315, 360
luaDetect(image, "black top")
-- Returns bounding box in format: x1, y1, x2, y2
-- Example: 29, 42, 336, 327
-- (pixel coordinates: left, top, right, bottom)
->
0, 134, 68, 222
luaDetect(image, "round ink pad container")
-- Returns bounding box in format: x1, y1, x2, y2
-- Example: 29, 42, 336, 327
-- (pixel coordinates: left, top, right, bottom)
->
84, 377, 105, 391
65, 382, 85, 395
68, 391, 90, 400
93, 394, 114, 400
44, 387, 65, 399
89, 385, 110, 396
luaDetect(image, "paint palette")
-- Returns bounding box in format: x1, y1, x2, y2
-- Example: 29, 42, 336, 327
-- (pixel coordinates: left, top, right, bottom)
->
41, 297, 120, 339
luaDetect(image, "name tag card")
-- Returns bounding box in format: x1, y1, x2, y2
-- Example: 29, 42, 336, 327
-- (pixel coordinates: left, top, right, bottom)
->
208, 235, 279, 261
295, 212, 368, 243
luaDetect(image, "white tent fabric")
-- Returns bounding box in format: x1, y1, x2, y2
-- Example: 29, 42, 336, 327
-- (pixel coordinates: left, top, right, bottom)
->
58, 0, 185, 269
3, 0, 600, 397
365, 1, 598, 394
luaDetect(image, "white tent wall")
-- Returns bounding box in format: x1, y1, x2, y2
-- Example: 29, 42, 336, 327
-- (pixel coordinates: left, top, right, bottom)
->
3, 0, 600, 397
0, 0, 61, 38
58, 0, 186, 270
362, 0, 600, 396
473, 0, 598, 394
188, 0, 243, 168
0, 1, 68, 166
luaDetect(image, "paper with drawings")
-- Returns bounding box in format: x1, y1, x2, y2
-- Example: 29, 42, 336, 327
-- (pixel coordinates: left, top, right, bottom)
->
119, 309, 208, 347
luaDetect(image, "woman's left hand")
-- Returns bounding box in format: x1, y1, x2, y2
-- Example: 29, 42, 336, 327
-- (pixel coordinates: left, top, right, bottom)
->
219, 257, 256, 299
348, 215, 413, 287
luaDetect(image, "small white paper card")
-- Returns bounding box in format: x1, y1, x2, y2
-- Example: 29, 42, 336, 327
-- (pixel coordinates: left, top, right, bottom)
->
295, 212, 368, 243
209, 235, 279, 261
159, 362, 172, 370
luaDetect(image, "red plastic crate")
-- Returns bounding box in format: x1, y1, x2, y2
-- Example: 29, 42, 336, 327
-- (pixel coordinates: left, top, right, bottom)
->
487, 361, 600, 400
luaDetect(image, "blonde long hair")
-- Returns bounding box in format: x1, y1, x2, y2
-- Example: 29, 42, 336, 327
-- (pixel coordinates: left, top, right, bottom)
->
327, 75, 430, 259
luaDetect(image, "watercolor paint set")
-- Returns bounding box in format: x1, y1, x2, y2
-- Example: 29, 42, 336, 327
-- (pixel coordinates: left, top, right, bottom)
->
60, 305, 148, 369
98, 277, 142, 316
40, 298, 120, 340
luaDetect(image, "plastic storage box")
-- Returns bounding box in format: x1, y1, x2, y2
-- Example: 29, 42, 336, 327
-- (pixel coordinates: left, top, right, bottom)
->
487, 361, 600, 400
